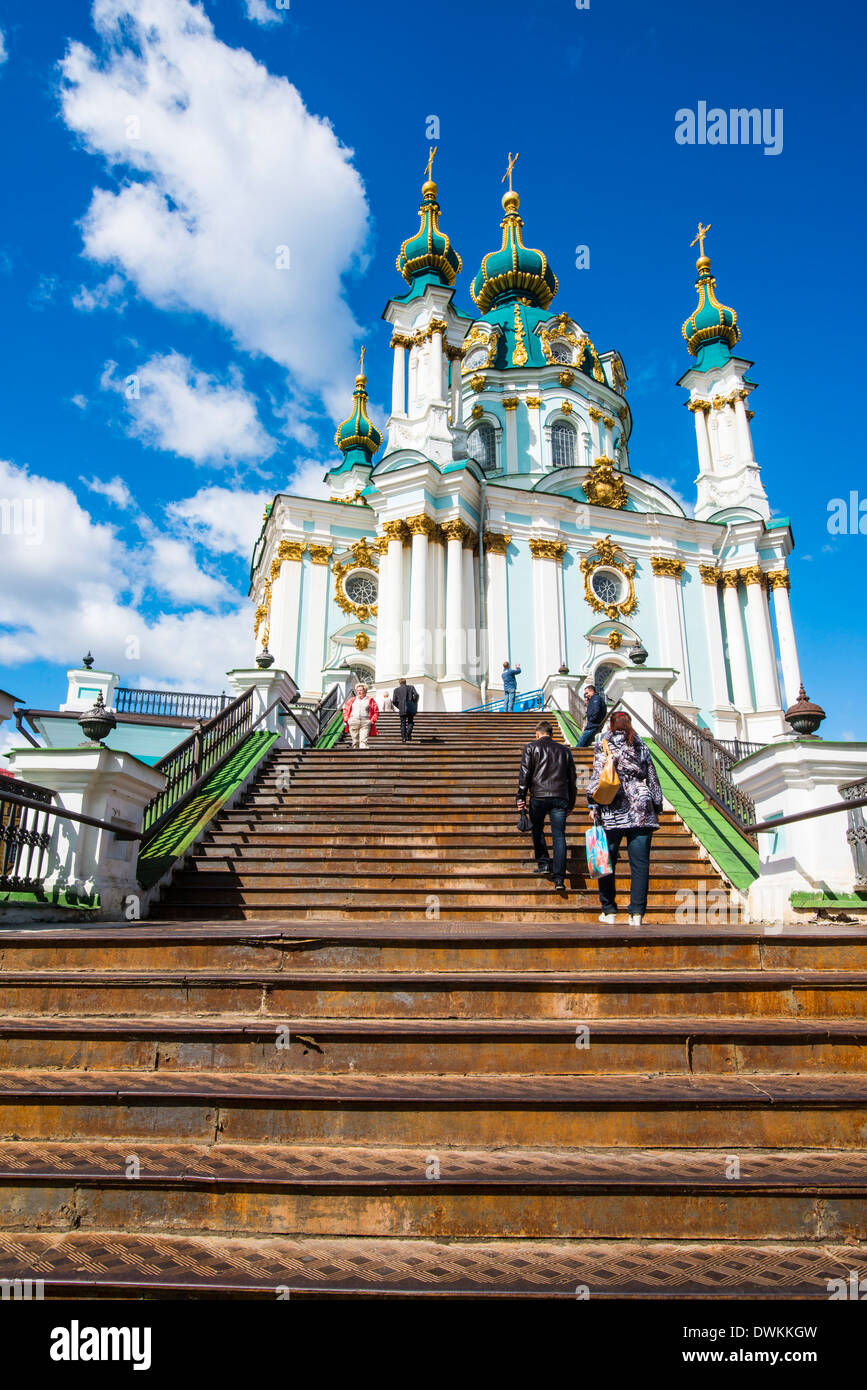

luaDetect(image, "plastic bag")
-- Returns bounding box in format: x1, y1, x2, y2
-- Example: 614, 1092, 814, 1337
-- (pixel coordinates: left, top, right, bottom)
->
585, 822, 612, 877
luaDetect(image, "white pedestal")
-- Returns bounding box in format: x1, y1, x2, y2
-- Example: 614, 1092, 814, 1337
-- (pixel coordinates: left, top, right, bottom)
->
733, 741, 867, 920
439, 677, 482, 711
603, 667, 679, 736
60, 667, 119, 713
225, 667, 300, 739
7, 745, 166, 919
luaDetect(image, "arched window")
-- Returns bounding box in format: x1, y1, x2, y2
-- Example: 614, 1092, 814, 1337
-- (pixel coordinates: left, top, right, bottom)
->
468, 423, 497, 471
593, 662, 621, 695
551, 420, 576, 469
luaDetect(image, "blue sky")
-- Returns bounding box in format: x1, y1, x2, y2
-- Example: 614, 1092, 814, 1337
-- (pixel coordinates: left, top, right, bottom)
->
0, 0, 864, 741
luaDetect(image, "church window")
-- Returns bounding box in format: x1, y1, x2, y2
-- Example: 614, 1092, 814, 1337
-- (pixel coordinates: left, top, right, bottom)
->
348, 664, 374, 687
591, 569, 623, 605
593, 662, 620, 694
551, 420, 576, 469
468, 423, 497, 471
551, 341, 573, 364
344, 571, 378, 606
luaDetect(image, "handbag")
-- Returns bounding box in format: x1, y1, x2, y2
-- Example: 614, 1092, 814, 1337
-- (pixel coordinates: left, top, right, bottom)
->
592, 739, 621, 805
585, 823, 612, 877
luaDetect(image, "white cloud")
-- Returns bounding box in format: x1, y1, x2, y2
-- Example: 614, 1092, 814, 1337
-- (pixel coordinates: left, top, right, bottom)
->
642, 471, 695, 517
71, 394, 89, 411
60, 0, 370, 418
80, 473, 135, 508
72, 271, 127, 312
28, 275, 59, 310
167, 484, 271, 557
287, 457, 330, 500
244, 0, 285, 25
102, 352, 275, 466
0, 30, 8, 67
0, 456, 251, 689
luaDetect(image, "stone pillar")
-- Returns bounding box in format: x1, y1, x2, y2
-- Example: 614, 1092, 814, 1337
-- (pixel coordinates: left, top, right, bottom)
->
698, 565, 739, 739
650, 557, 693, 712
530, 539, 567, 684
463, 533, 480, 686
768, 569, 801, 708
603, 666, 680, 736
741, 565, 785, 738
61, 666, 119, 713
588, 407, 603, 458
449, 351, 463, 426
376, 521, 408, 681
429, 324, 445, 402
301, 545, 333, 695
442, 520, 468, 679
407, 514, 435, 677
226, 666, 301, 737
734, 391, 755, 462
390, 335, 408, 417
502, 397, 519, 472
720, 571, 753, 720
267, 540, 305, 677
429, 525, 446, 677
526, 396, 543, 470
484, 531, 511, 692
602, 414, 615, 457
688, 400, 712, 473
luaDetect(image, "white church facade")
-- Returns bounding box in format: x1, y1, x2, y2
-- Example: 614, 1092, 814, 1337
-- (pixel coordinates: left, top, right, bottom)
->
249, 162, 802, 744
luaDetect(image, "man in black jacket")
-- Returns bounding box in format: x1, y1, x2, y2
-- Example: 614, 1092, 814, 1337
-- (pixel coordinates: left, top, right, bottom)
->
577, 684, 607, 747
392, 677, 419, 743
516, 720, 577, 891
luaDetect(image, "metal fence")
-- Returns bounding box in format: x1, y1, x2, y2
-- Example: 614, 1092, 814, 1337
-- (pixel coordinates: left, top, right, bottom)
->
0, 778, 54, 890
466, 689, 545, 714
840, 776, 867, 888
717, 739, 767, 762
651, 694, 756, 830
142, 686, 255, 839
114, 688, 232, 721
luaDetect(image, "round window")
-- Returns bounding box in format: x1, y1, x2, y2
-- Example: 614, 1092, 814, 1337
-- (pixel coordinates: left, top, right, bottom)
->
344, 571, 378, 606
551, 341, 573, 364
591, 569, 622, 605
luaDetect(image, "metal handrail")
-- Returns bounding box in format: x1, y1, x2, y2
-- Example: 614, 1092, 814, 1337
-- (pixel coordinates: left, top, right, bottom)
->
114, 687, 231, 720
749, 796, 867, 834
648, 692, 756, 830
466, 688, 545, 713
0, 790, 141, 839
142, 686, 256, 838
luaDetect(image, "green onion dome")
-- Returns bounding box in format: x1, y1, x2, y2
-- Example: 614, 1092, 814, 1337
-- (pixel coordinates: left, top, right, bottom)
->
334, 370, 382, 461
471, 189, 558, 314
682, 252, 740, 358
396, 177, 462, 289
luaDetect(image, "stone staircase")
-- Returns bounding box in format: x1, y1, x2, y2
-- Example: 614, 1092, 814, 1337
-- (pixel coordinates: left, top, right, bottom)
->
1, 710, 865, 1298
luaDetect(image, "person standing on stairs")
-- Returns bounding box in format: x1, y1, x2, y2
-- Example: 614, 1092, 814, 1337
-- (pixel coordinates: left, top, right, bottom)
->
586, 710, 663, 927
342, 682, 379, 750
516, 719, 577, 892
577, 684, 607, 748
392, 677, 419, 743
502, 660, 522, 712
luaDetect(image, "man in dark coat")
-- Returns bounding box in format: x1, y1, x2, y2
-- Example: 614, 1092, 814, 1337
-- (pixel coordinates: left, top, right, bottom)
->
392, 677, 419, 743
578, 683, 607, 747
516, 719, 578, 891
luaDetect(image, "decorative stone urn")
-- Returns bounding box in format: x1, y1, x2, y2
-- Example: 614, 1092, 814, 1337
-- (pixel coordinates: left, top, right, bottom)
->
77, 692, 117, 745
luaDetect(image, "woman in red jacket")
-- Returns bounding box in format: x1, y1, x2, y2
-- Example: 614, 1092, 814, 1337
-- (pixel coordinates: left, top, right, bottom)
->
342, 682, 379, 749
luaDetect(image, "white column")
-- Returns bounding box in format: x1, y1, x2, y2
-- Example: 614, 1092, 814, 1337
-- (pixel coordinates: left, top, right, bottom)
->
698, 568, 732, 709
485, 533, 511, 685
650, 559, 689, 703
602, 415, 614, 456
301, 547, 332, 694
463, 539, 479, 684
443, 521, 466, 679
376, 525, 406, 680
588, 409, 603, 457
450, 354, 463, 425
408, 346, 420, 415
526, 397, 543, 470
268, 543, 305, 677
430, 528, 445, 677
430, 328, 444, 402
690, 402, 712, 472
734, 394, 754, 463
407, 515, 432, 675
530, 542, 565, 683
502, 400, 519, 472
742, 568, 781, 708
721, 574, 754, 715
391, 339, 407, 417
769, 573, 801, 707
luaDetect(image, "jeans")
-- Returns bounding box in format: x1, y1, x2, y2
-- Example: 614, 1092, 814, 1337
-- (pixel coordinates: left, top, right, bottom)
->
503, 690, 516, 712
530, 797, 569, 882
577, 723, 602, 748
597, 828, 653, 915
348, 718, 370, 749
399, 711, 415, 741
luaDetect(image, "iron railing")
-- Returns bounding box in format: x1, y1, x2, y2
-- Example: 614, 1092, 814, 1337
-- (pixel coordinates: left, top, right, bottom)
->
840, 776, 867, 888
284, 683, 344, 744
0, 778, 54, 891
650, 693, 757, 831
114, 687, 232, 721
717, 738, 767, 762
466, 689, 545, 714
142, 686, 255, 839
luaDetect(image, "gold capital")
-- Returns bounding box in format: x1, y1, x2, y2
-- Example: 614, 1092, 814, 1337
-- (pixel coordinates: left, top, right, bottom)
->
766, 568, 790, 591
651, 555, 685, 578
309, 544, 334, 565
407, 513, 437, 538
699, 564, 722, 585
529, 538, 568, 562
483, 530, 512, 554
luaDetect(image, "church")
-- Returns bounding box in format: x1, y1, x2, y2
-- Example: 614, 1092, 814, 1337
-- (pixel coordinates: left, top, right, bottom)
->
249, 154, 801, 745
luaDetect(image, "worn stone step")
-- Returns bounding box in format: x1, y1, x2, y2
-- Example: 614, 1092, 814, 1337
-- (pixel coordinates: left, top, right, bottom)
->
171, 867, 716, 892
0, 1229, 861, 1297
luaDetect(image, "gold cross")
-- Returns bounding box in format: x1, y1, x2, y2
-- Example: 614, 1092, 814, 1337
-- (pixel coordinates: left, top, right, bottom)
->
358, 345, 365, 375
690, 221, 711, 257
424, 146, 437, 181
502, 151, 520, 192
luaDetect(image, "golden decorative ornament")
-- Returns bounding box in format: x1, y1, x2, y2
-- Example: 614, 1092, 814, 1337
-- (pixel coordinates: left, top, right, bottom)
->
471, 404, 484, 419
558, 369, 574, 387
561, 401, 573, 414
483, 530, 512, 554
511, 302, 529, 366
602, 415, 615, 429
650, 555, 686, 578
538, 313, 583, 365
354, 632, 370, 651
719, 570, 741, 588
739, 564, 766, 587
502, 396, 519, 410
746, 409, 755, 420
407, 514, 437, 538
582, 457, 628, 510
608, 631, 623, 650
579, 535, 638, 620
588, 407, 603, 421
766, 568, 790, 590
381, 520, 410, 543
441, 519, 470, 543
390, 333, 413, 349
308, 544, 334, 565
470, 374, 486, 392
526, 395, 542, 408
528, 537, 568, 561
463, 528, 479, 550
460, 323, 500, 373
331, 538, 380, 621
699, 564, 722, 585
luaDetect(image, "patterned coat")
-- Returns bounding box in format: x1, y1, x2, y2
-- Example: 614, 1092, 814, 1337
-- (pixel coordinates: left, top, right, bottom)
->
586, 730, 663, 830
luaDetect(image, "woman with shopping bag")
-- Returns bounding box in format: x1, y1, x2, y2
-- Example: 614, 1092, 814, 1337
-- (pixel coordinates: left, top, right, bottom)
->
585, 710, 663, 927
